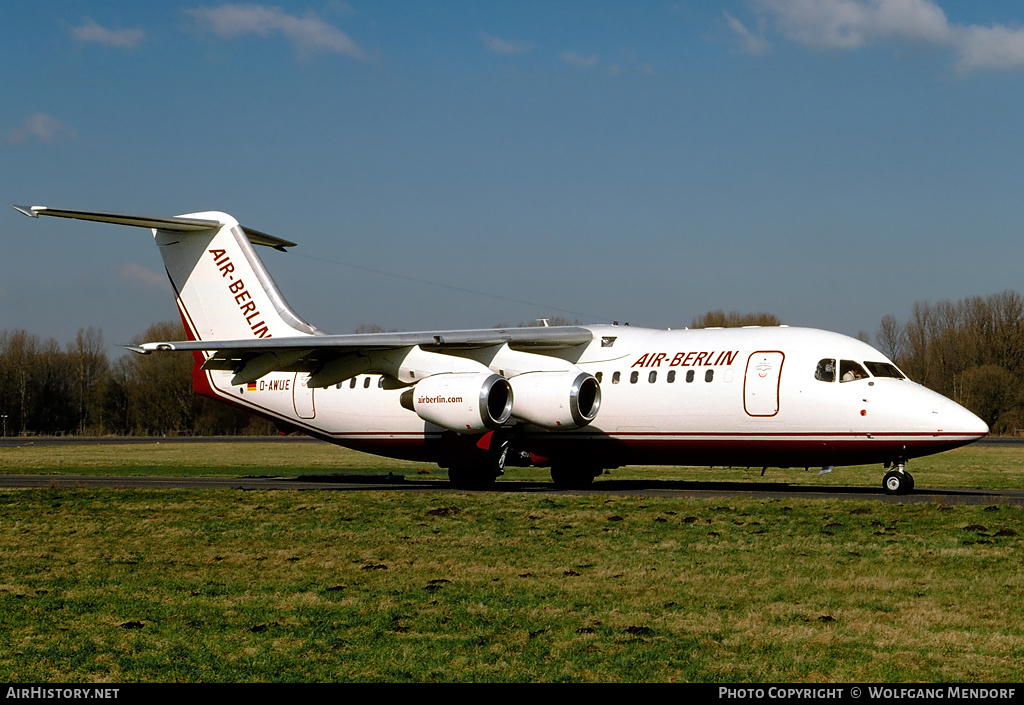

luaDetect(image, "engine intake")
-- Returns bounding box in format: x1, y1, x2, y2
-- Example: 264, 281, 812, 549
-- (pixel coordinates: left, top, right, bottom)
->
509, 371, 601, 430
402, 372, 513, 433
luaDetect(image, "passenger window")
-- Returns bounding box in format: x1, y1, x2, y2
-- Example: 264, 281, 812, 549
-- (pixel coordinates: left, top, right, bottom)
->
630, 371, 639, 384
378, 376, 385, 388
686, 370, 694, 383
840, 360, 868, 382
705, 370, 714, 383
815, 359, 836, 383
364, 377, 371, 388
595, 372, 603, 383
349, 377, 357, 389
667, 370, 676, 383
612, 371, 621, 384
649, 371, 657, 383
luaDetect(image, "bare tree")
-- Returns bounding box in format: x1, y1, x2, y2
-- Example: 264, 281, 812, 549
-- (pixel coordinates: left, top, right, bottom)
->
67, 327, 109, 434
876, 314, 906, 362
691, 311, 781, 328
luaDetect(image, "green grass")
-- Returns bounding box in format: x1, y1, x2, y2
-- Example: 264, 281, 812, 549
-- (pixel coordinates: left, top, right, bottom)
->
0, 441, 1023, 682
1, 441, 1022, 492
0, 441, 425, 478
1, 489, 1022, 682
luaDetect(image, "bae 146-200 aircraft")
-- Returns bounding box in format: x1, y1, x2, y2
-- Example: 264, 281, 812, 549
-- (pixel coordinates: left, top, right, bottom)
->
14, 205, 989, 493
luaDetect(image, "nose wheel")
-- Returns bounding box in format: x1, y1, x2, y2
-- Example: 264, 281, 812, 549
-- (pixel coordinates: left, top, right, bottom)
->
883, 461, 914, 495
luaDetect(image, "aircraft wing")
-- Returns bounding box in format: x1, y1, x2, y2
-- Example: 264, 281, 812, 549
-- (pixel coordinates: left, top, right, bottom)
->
132, 326, 596, 387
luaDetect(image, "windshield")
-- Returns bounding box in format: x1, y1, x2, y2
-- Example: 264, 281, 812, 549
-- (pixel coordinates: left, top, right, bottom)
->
840, 360, 868, 382
864, 361, 905, 379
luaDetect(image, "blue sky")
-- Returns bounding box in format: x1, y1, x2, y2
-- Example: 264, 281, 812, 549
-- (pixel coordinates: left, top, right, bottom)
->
4, 1, 1024, 353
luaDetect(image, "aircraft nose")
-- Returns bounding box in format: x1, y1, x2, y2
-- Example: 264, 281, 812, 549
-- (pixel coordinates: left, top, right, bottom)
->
941, 398, 989, 437
961, 407, 989, 437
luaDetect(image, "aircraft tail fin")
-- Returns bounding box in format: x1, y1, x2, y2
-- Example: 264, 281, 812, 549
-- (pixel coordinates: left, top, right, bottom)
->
14, 205, 320, 341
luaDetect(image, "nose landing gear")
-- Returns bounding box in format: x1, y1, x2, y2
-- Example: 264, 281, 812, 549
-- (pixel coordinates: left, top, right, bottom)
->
882, 460, 914, 495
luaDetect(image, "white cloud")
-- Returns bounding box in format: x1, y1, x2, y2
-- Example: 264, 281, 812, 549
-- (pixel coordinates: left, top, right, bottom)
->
186, 4, 364, 59
3, 114, 75, 144
480, 32, 534, 55
760, 0, 950, 49
723, 11, 771, 55
71, 19, 145, 48
561, 50, 599, 68
114, 263, 170, 291
954, 24, 1024, 73
746, 0, 1024, 72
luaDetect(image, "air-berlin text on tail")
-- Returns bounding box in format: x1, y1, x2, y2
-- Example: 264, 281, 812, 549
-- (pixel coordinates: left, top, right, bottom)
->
208, 248, 271, 338
632, 350, 740, 368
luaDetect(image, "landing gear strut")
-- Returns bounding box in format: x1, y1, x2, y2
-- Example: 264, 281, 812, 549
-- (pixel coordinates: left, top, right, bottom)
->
882, 460, 914, 495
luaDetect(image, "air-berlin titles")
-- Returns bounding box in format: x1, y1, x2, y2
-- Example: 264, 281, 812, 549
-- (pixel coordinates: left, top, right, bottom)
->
417, 395, 464, 405
631, 350, 740, 368
209, 248, 271, 338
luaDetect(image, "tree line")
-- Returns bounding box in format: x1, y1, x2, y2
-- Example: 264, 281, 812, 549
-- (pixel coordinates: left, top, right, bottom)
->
0, 322, 271, 437
3, 294, 1024, 436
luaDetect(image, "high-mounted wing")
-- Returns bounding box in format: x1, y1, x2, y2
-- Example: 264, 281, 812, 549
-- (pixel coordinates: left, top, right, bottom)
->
131, 326, 595, 387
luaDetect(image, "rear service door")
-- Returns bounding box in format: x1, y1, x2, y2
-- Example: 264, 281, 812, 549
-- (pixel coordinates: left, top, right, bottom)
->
293, 372, 316, 419
744, 351, 784, 417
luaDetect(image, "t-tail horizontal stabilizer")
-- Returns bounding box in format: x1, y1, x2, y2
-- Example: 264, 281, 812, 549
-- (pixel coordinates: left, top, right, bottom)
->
11, 205, 297, 250
13, 204, 317, 341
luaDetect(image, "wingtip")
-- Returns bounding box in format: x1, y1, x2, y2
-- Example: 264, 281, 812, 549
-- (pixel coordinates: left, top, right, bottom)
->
11, 204, 39, 218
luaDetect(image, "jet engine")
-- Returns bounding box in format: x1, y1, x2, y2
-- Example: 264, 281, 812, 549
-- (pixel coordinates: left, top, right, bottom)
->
402, 372, 513, 433
509, 371, 601, 430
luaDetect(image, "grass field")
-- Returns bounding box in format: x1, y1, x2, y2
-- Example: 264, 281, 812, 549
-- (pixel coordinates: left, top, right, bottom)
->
1, 441, 1022, 682
1, 439, 1023, 492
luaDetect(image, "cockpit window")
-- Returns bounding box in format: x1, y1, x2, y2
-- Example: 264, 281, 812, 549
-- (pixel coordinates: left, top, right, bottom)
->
864, 361, 905, 379
840, 360, 868, 382
815, 359, 836, 382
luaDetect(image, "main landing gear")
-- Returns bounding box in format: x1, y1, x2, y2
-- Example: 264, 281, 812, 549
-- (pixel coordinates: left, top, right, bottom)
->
882, 460, 914, 495
446, 431, 511, 490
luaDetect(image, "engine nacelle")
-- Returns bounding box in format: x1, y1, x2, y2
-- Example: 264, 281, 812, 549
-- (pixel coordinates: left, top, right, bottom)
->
509, 371, 601, 430
402, 372, 513, 433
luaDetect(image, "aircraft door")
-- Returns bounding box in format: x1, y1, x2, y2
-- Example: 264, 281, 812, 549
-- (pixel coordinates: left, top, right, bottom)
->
744, 351, 784, 417
293, 372, 316, 419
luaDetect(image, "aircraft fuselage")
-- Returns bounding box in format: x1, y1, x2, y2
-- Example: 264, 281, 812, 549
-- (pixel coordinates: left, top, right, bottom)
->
195, 324, 986, 471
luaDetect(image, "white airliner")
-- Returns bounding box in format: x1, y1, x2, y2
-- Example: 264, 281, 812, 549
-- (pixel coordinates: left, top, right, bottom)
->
14, 205, 989, 493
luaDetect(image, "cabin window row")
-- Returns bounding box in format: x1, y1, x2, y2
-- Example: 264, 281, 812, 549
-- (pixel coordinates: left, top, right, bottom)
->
595, 369, 714, 385
330, 369, 720, 391
335, 376, 385, 389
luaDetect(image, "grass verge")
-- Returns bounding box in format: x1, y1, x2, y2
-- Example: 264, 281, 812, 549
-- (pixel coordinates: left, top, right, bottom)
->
1, 488, 1022, 682
1, 442, 1022, 491
1, 441, 1022, 682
